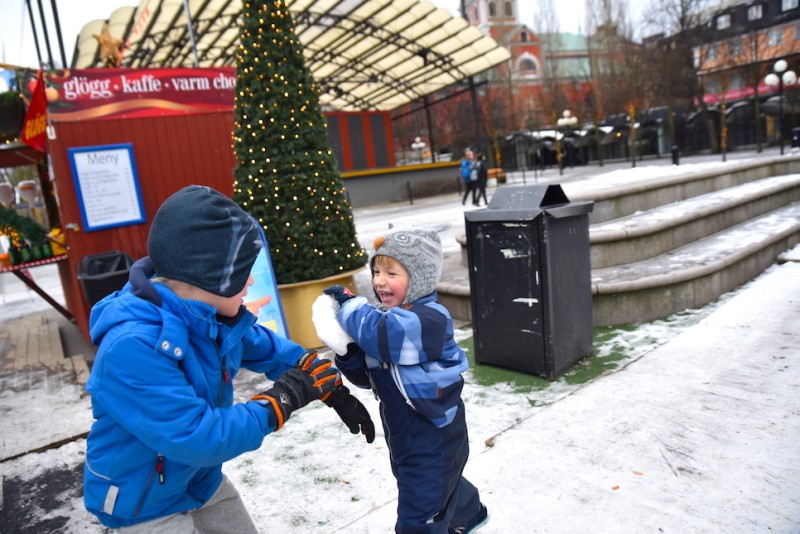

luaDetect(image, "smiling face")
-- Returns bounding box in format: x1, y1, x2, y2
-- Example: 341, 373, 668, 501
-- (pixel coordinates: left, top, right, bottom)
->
371, 255, 409, 308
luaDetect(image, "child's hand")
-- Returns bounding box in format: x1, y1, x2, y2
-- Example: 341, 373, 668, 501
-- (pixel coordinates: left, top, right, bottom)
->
312, 294, 355, 355
324, 385, 376, 443
251, 351, 339, 429
323, 285, 355, 306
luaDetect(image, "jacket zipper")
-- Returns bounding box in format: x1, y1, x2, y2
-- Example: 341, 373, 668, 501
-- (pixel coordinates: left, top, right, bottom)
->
218, 354, 229, 406
156, 455, 165, 484
380, 402, 396, 465
134, 454, 164, 517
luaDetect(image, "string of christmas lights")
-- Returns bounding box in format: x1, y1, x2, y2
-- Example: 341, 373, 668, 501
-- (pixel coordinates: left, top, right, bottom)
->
232, 0, 366, 284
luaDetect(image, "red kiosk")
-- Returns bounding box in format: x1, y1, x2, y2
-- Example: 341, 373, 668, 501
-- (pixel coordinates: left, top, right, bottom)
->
43, 67, 240, 341
22, 66, 391, 343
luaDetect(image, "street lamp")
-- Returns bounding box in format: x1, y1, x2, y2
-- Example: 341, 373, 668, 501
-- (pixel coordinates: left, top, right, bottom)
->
411, 136, 426, 163
764, 59, 797, 155
556, 110, 578, 174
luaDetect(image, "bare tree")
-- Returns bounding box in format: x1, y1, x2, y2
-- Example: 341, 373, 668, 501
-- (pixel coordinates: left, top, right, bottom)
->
740, 29, 784, 152
641, 0, 715, 152
584, 0, 641, 163
534, 0, 563, 120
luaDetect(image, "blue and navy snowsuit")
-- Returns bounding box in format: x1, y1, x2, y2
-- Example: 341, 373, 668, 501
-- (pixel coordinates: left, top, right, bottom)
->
83, 258, 305, 528
335, 292, 482, 533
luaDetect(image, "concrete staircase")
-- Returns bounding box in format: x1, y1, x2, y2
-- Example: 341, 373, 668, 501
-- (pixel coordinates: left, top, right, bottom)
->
441, 154, 800, 326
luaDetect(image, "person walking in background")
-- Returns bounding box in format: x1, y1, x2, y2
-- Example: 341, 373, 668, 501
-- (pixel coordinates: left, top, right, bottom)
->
83, 185, 373, 532
460, 149, 478, 206
474, 153, 489, 207
312, 224, 489, 534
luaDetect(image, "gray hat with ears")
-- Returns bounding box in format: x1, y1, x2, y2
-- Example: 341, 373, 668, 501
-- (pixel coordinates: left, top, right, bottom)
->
148, 185, 262, 297
370, 224, 450, 304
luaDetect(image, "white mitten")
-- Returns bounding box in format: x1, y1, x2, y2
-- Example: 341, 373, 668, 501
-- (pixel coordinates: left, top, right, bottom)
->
312, 294, 355, 355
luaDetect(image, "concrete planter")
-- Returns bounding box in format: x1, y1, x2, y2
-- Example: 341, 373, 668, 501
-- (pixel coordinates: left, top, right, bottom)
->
278, 267, 364, 348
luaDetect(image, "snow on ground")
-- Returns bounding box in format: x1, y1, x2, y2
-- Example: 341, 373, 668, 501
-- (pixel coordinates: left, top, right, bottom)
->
3, 256, 780, 534
1, 153, 798, 533
0, 257, 771, 533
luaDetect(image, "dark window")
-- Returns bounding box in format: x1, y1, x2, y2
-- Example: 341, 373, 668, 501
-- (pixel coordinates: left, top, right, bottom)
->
504, 1, 513, 17
729, 38, 743, 56
519, 58, 537, 73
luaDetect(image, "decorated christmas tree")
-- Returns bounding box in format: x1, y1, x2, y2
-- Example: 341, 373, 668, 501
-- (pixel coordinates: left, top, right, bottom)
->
232, 0, 365, 285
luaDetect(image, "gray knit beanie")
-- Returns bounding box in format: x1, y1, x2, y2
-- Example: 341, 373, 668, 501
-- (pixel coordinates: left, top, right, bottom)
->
370, 224, 449, 304
148, 185, 262, 297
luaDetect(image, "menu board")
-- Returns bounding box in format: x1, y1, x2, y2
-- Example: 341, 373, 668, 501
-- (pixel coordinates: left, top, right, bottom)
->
68, 144, 146, 232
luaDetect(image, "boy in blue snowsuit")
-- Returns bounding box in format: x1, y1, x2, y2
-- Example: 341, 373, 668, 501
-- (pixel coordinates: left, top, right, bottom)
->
313, 224, 488, 534
83, 185, 373, 532
460, 149, 478, 206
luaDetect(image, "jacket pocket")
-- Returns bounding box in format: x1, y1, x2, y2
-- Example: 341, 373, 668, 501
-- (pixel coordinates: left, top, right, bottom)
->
133, 454, 162, 518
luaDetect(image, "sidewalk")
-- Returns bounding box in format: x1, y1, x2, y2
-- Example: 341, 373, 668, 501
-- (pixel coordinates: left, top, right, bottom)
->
342, 256, 800, 532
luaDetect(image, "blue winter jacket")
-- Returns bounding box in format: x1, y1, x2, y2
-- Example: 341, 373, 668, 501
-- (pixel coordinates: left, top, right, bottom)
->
460, 158, 474, 184
337, 293, 468, 428
83, 258, 305, 528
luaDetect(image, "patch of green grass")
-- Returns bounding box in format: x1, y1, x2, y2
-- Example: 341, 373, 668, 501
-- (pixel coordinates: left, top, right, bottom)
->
459, 336, 550, 392
289, 515, 310, 528
458, 321, 658, 389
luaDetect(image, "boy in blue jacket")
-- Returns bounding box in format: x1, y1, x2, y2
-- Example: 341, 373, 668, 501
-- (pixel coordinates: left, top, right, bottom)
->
313, 224, 488, 534
83, 185, 373, 532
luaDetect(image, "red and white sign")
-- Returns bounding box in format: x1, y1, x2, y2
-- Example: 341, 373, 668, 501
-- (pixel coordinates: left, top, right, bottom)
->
43, 67, 237, 121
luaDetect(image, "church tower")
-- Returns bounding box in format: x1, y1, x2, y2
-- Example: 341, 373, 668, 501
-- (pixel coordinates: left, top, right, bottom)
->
463, 0, 520, 30
461, 0, 543, 132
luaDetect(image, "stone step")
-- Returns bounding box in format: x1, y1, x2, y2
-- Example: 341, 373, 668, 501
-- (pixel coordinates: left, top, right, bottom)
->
590, 201, 800, 325
564, 155, 800, 223
590, 173, 800, 268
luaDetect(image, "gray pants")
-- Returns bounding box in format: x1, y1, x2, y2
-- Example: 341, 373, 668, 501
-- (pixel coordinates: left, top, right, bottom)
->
117, 475, 259, 534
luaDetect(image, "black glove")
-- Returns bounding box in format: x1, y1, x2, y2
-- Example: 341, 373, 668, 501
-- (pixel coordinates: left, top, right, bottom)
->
323, 285, 356, 306
337, 342, 363, 362
324, 385, 376, 443
252, 351, 339, 430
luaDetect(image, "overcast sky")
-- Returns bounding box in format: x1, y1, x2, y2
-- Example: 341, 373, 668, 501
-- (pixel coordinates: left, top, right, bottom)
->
0, 0, 587, 71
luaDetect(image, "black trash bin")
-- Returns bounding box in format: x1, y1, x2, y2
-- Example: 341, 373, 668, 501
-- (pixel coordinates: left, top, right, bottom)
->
792, 128, 800, 149
77, 251, 134, 308
464, 185, 594, 379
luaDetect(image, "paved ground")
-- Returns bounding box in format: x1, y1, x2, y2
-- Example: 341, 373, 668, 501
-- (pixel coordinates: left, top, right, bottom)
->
344, 257, 800, 532
1, 147, 798, 533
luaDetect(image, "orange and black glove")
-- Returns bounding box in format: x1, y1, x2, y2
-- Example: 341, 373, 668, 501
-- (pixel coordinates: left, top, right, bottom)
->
324, 384, 376, 443
252, 351, 339, 430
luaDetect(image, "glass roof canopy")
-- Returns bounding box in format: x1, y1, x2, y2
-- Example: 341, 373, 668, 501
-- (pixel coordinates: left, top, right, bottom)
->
72, 0, 511, 111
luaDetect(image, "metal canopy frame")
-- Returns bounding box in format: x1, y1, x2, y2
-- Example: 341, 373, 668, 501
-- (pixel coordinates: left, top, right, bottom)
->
71, 0, 509, 111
